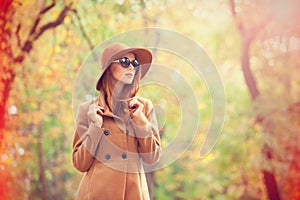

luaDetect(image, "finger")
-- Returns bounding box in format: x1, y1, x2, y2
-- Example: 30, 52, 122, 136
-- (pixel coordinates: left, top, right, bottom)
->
128, 99, 139, 107
95, 107, 104, 115
97, 106, 105, 113
131, 105, 138, 109
128, 103, 138, 109
128, 99, 135, 105
97, 102, 104, 107
129, 102, 142, 109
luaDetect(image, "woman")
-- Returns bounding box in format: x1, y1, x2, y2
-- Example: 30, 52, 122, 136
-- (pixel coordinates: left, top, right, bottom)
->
72, 43, 161, 200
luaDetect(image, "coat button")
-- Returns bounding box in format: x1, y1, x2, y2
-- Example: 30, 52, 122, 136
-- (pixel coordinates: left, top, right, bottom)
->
121, 153, 127, 159
125, 129, 129, 135
104, 130, 110, 136
105, 154, 111, 160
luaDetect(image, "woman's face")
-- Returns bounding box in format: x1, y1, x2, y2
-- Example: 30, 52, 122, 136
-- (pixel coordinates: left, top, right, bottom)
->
109, 53, 137, 85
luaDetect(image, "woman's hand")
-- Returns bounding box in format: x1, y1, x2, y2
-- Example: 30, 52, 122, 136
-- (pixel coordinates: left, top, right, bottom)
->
87, 103, 104, 127
128, 98, 143, 116
128, 97, 149, 127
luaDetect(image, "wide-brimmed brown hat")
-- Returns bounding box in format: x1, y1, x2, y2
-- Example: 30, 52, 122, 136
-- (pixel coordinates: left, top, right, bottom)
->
96, 43, 152, 91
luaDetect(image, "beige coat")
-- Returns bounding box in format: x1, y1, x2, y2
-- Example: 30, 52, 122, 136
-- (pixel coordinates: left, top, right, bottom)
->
72, 93, 161, 200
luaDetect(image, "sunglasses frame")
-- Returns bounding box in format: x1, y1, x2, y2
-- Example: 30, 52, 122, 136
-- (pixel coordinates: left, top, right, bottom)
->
111, 57, 140, 69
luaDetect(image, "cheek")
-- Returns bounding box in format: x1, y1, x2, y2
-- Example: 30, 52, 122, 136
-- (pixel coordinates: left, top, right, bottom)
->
110, 65, 124, 80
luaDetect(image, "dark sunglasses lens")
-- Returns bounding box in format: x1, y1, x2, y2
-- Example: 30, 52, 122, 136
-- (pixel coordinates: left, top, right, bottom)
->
119, 57, 130, 68
131, 60, 140, 67
132, 60, 140, 68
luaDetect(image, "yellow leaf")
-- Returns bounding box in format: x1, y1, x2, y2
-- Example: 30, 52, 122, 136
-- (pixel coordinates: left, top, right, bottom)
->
64, 16, 71, 24
55, 46, 61, 53
75, 38, 81, 45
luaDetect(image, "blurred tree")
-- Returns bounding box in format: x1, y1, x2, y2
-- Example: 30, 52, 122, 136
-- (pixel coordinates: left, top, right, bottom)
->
229, 0, 300, 199
0, 0, 73, 199
229, 1, 280, 199
0, 0, 72, 144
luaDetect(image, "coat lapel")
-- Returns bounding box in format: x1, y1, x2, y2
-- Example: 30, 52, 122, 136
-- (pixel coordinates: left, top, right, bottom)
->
95, 92, 128, 122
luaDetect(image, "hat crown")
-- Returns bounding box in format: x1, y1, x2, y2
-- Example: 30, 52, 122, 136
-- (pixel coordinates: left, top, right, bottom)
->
101, 43, 129, 69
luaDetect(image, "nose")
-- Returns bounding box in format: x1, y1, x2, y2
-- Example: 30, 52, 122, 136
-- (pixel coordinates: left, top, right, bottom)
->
127, 63, 134, 70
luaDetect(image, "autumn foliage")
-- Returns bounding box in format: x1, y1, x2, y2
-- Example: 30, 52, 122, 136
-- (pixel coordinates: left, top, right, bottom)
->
0, 0, 300, 199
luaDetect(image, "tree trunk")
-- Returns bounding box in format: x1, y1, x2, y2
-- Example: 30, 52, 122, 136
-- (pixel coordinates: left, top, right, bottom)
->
0, 0, 14, 146
0, 59, 16, 200
37, 117, 47, 200
241, 38, 260, 100
262, 170, 280, 200
228, 3, 281, 197
241, 36, 281, 200
0, 70, 15, 145
0, 93, 6, 146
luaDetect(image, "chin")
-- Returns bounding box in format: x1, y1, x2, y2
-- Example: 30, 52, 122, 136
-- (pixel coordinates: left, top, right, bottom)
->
125, 81, 134, 85
120, 78, 134, 85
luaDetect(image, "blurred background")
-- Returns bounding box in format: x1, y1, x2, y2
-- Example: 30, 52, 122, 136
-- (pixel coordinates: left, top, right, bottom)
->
0, 0, 300, 199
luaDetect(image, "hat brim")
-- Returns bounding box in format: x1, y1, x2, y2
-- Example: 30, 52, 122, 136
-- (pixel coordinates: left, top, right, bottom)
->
96, 48, 152, 91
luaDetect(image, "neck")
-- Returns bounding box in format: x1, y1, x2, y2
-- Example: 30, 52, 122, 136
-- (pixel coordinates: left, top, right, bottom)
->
111, 78, 125, 97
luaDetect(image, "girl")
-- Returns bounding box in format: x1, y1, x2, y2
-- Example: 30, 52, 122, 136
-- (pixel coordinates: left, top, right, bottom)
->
72, 43, 161, 200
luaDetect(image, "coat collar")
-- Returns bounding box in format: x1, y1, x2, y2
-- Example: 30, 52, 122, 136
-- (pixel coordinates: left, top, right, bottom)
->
94, 92, 129, 121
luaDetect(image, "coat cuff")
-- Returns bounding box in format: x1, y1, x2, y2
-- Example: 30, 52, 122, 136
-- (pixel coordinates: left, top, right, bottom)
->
82, 122, 103, 156
138, 134, 161, 165
131, 122, 153, 138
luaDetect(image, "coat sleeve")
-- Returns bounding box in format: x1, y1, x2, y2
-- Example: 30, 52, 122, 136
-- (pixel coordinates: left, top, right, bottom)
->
131, 99, 161, 165
72, 102, 104, 172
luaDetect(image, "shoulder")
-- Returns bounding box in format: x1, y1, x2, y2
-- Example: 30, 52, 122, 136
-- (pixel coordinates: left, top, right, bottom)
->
77, 99, 93, 112
75, 98, 95, 120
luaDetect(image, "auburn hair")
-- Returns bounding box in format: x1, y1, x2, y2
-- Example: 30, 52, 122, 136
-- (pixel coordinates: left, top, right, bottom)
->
98, 63, 141, 117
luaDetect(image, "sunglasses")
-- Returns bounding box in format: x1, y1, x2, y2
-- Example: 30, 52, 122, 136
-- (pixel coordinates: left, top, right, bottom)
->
112, 57, 140, 68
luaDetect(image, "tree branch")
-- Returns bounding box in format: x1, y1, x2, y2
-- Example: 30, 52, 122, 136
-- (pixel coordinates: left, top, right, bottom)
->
40, 0, 56, 15
229, 0, 244, 33
20, 3, 73, 54
71, 8, 95, 50
34, 4, 72, 40
229, 0, 272, 101
241, 37, 260, 100
15, 23, 21, 47
28, 1, 56, 43
29, 17, 41, 36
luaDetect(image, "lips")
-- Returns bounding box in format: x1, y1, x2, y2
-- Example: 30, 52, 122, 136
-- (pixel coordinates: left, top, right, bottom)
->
125, 73, 134, 77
